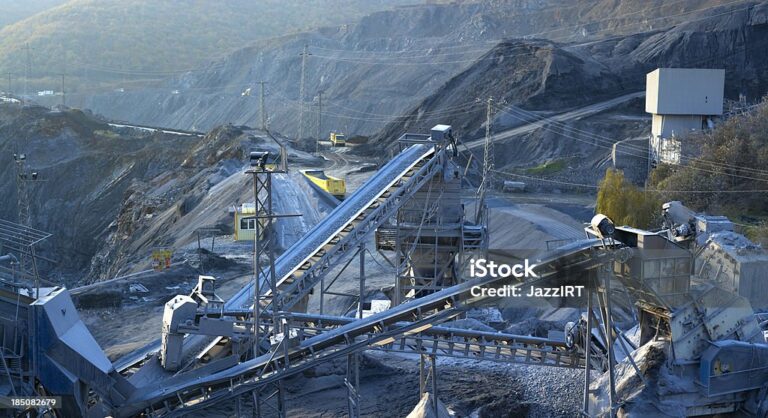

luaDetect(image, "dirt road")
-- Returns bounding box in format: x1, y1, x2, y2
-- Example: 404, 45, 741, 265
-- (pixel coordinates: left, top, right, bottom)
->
463, 91, 645, 151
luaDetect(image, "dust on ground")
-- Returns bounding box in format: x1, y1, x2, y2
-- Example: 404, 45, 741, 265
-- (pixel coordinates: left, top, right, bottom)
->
187, 351, 583, 418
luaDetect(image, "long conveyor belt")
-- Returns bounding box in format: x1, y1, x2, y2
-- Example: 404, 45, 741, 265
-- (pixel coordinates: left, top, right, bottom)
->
232, 143, 439, 311
211, 309, 583, 368
115, 239, 610, 416
267, 312, 584, 368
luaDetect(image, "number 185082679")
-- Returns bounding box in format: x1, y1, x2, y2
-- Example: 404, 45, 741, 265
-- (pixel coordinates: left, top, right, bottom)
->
2, 396, 61, 409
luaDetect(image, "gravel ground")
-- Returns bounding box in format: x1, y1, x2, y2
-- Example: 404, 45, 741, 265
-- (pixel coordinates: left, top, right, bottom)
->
438, 356, 584, 418
188, 351, 585, 418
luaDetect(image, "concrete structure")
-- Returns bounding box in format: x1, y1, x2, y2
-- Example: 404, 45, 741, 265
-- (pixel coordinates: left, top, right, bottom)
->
646, 68, 725, 165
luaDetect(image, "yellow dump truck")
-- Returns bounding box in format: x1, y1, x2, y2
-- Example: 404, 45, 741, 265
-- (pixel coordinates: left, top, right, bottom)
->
330, 132, 346, 147
302, 170, 346, 199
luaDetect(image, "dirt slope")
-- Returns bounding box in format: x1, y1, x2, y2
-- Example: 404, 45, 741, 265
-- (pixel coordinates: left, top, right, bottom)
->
70, 0, 725, 138
0, 105, 195, 278
0, 105, 329, 284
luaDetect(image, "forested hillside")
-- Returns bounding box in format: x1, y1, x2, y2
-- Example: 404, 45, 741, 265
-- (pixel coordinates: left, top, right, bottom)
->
0, 0, 66, 28
0, 0, 421, 90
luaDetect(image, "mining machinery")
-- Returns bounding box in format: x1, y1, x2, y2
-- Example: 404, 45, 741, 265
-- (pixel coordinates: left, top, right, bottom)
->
1, 126, 768, 417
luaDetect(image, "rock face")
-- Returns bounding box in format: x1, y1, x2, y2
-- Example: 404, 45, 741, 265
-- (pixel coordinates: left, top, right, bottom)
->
585, 1, 768, 99
73, 0, 727, 139
371, 1, 768, 150
0, 106, 194, 277
84, 125, 247, 282
0, 105, 329, 283
0, 0, 422, 91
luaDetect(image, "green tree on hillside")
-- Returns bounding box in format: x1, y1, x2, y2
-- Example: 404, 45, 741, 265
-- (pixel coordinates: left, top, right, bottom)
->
596, 169, 659, 229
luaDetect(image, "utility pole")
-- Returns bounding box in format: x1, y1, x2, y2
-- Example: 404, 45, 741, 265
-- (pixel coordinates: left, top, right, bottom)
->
258, 81, 267, 131
60, 74, 65, 107
23, 43, 31, 104
316, 91, 323, 153
476, 97, 494, 223
482, 97, 494, 188
298, 44, 311, 141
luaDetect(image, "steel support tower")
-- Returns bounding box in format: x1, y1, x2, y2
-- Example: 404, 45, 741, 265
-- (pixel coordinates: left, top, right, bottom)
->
12, 154, 43, 289
247, 150, 288, 417
377, 128, 486, 307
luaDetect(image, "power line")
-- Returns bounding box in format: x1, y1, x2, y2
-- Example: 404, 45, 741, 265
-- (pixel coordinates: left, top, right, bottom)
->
42, 0, 746, 82
315, 105, 484, 123
495, 102, 768, 178
5, 0, 753, 108
326, 98, 483, 118
492, 168, 599, 189
11, 0, 705, 81
493, 168, 768, 193
493, 103, 767, 183
269, 91, 484, 122
298, 44, 311, 141
491, 103, 768, 185
494, 102, 768, 177
74, 62, 228, 76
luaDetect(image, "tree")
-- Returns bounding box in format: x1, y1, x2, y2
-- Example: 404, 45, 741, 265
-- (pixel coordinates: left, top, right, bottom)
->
648, 99, 768, 215
596, 169, 659, 229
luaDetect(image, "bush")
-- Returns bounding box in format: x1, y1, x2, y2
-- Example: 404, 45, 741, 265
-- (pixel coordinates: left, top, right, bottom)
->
596, 168, 660, 229
648, 99, 768, 216
525, 159, 566, 175
746, 222, 768, 247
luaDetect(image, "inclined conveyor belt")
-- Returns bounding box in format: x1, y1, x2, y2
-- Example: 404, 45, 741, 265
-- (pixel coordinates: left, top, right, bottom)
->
230, 143, 436, 309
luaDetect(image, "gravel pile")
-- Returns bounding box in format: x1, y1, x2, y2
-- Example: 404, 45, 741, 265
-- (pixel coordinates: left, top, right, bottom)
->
509, 364, 584, 417
435, 357, 584, 417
